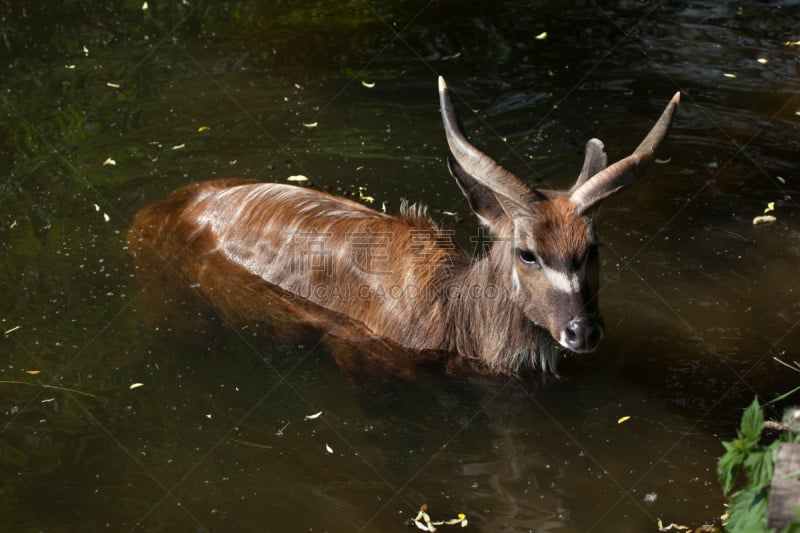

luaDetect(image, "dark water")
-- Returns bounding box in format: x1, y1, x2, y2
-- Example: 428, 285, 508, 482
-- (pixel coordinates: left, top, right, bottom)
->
2, 1, 799, 531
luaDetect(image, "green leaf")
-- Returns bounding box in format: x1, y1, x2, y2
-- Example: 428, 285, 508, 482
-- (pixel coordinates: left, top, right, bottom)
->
741, 397, 765, 442
766, 383, 800, 406
744, 449, 774, 489
726, 486, 769, 533
718, 447, 745, 494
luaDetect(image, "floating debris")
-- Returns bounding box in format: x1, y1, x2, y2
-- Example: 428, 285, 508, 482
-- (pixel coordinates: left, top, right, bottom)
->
303, 122, 318, 128
171, 143, 186, 150
129, 383, 144, 390
407, 504, 468, 531
657, 519, 691, 531
197, 126, 210, 132
617, 415, 631, 425
764, 202, 775, 214
275, 421, 290, 437
723, 73, 737, 79
231, 438, 272, 450
358, 186, 375, 204
304, 411, 322, 420
287, 175, 309, 183
103, 157, 116, 166
325, 443, 333, 454
753, 215, 776, 226
757, 57, 768, 65
535, 31, 548, 40
362, 80, 376, 88
107, 82, 121, 89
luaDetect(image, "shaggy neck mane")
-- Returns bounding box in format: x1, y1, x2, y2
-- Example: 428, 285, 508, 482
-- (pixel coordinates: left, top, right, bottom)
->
437, 241, 560, 374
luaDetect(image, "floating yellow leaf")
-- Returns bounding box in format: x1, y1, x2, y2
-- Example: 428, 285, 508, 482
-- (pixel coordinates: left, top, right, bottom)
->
358, 186, 375, 204
535, 31, 548, 40
25, 370, 41, 375
129, 383, 144, 390
764, 202, 775, 213
753, 215, 776, 226
617, 415, 631, 424
304, 411, 322, 420
286, 175, 309, 182
197, 126, 210, 132
361, 80, 376, 88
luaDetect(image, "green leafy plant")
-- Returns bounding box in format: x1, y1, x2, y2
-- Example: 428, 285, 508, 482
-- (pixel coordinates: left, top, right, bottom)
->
717, 397, 800, 533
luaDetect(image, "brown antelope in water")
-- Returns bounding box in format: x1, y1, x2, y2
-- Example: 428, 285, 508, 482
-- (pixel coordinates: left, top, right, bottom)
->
128, 77, 679, 374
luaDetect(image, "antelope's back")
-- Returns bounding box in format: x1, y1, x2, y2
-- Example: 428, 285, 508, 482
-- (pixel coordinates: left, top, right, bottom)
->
128, 179, 467, 349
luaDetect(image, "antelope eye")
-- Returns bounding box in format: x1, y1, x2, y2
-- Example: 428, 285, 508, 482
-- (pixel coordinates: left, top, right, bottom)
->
518, 249, 538, 266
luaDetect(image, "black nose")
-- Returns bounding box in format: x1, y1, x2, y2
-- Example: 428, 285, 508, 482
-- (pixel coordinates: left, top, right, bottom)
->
562, 316, 603, 352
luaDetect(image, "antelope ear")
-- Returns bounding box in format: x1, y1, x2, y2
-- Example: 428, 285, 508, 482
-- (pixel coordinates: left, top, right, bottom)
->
571, 138, 608, 192
448, 158, 542, 228
448, 158, 504, 225
571, 91, 680, 215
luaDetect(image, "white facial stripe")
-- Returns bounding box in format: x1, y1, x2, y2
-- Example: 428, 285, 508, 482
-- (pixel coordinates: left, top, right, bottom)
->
511, 263, 521, 295
543, 265, 581, 294
524, 235, 537, 253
